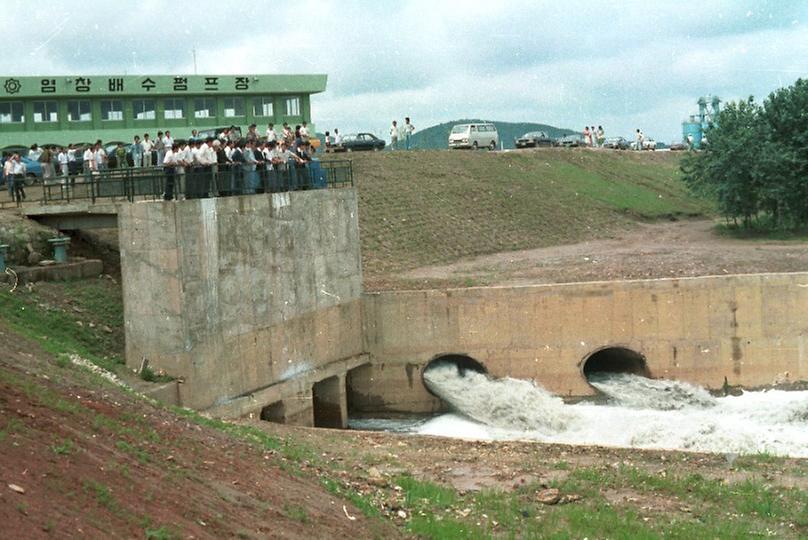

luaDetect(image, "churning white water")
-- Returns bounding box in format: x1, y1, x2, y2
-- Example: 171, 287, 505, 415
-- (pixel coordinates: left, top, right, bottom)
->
587, 372, 718, 410
410, 364, 808, 458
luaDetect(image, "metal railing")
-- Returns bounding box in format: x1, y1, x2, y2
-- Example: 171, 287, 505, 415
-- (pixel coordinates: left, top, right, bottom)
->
39, 159, 353, 204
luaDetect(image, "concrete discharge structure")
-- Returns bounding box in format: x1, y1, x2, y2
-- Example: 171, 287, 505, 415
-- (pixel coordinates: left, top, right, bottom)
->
356, 274, 808, 414
118, 188, 808, 424
119, 189, 364, 426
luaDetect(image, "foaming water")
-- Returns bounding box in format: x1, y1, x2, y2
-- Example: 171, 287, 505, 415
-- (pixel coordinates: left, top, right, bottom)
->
405, 365, 808, 457
423, 364, 573, 433
588, 372, 717, 410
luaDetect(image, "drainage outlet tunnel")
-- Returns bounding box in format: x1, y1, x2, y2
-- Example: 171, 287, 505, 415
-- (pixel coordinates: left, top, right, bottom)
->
582, 347, 649, 384
422, 354, 487, 398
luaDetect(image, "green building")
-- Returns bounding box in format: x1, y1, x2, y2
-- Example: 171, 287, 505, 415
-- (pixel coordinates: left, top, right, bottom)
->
0, 74, 327, 149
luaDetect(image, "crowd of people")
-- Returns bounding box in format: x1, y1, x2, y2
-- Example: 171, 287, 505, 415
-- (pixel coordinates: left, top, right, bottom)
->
1, 121, 329, 203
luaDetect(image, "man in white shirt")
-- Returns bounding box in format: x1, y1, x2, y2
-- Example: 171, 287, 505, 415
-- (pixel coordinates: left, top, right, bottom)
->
403, 117, 415, 150
4, 154, 15, 198
94, 142, 107, 172
10, 154, 27, 203
300, 121, 310, 142
82, 146, 95, 182
162, 144, 178, 200
28, 144, 42, 161
176, 141, 190, 198
333, 128, 342, 146
141, 133, 154, 167
66, 144, 76, 176
389, 121, 399, 150
57, 147, 69, 179
266, 123, 277, 143
163, 131, 174, 149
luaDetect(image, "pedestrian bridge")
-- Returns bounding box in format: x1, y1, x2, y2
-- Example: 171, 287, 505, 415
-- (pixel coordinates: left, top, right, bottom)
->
17, 160, 353, 230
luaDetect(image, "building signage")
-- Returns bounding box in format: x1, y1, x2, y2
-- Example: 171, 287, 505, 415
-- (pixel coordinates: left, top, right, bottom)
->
0, 75, 271, 97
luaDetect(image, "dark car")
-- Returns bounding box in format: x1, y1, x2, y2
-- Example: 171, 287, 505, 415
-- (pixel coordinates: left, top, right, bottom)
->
334, 133, 386, 152
669, 142, 687, 151
514, 131, 554, 148
557, 134, 584, 148
603, 137, 630, 150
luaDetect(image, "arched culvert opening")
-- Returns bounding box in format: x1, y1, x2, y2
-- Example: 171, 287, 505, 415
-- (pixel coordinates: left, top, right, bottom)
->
582, 347, 649, 382
422, 354, 487, 397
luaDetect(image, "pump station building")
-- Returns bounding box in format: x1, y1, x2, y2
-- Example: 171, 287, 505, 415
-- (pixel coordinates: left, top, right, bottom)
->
0, 74, 326, 149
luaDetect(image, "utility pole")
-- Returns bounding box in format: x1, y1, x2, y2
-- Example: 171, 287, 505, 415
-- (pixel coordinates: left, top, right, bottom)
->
192, 47, 197, 75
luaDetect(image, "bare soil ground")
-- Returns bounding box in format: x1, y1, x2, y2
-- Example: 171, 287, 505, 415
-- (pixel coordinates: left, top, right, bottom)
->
378, 219, 808, 290
0, 326, 398, 539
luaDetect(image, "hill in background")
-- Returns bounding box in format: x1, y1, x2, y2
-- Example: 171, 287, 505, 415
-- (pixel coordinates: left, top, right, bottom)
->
408, 119, 578, 150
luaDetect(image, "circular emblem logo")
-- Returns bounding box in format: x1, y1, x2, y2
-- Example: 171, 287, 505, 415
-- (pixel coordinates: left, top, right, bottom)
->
4, 78, 21, 94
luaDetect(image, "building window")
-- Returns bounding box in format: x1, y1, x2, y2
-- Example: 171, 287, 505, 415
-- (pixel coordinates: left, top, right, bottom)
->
164, 98, 185, 120
33, 101, 58, 123
0, 102, 24, 123
194, 97, 216, 119
133, 99, 156, 120
101, 100, 123, 121
67, 100, 92, 122
285, 97, 300, 116
223, 97, 244, 118
253, 97, 274, 117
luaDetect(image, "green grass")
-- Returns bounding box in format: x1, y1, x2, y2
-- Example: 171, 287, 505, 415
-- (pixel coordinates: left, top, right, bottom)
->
341, 149, 709, 277
283, 503, 310, 523
83, 480, 120, 514
50, 438, 75, 455
0, 281, 123, 373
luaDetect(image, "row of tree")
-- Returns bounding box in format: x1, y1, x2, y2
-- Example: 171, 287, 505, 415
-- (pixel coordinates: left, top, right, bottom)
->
682, 78, 808, 229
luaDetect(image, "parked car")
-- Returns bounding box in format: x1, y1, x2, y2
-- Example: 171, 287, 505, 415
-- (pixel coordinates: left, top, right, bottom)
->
603, 137, 630, 150
334, 133, 386, 152
669, 142, 687, 151
631, 139, 657, 151
514, 131, 554, 148
448, 123, 499, 150
557, 134, 584, 147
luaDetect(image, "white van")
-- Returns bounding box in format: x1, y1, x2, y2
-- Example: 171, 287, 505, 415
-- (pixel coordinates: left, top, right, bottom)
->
448, 123, 499, 150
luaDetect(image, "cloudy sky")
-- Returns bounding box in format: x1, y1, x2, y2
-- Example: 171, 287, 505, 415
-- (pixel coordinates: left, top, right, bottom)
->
7, 0, 808, 141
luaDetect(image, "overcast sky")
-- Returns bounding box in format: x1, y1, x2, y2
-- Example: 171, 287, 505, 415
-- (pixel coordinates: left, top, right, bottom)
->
6, 0, 808, 141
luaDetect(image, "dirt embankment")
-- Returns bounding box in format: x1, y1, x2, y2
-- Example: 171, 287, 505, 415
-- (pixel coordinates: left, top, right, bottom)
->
377, 219, 808, 290
0, 325, 398, 539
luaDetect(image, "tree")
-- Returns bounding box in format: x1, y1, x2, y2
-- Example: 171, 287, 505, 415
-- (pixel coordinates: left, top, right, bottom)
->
682, 79, 808, 229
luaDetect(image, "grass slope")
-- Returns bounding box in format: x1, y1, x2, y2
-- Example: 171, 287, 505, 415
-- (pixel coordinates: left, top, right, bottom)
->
345, 148, 708, 280
409, 119, 578, 149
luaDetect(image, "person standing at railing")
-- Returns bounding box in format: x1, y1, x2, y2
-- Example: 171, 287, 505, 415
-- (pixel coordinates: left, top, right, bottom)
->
131, 136, 143, 168
154, 131, 165, 166
266, 123, 277, 145
162, 144, 178, 201
229, 142, 244, 196
176, 139, 190, 198
242, 141, 259, 194
114, 143, 128, 169
83, 145, 95, 183
141, 133, 154, 167
10, 154, 26, 204
66, 144, 77, 176
57, 147, 69, 179
94, 141, 107, 172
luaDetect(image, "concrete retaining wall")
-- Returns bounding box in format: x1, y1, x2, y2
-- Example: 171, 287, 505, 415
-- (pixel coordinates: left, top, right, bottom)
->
119, 189, 364, 412
358, 273, 808, 414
